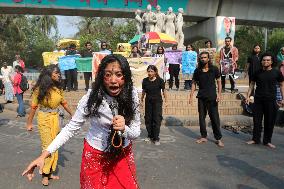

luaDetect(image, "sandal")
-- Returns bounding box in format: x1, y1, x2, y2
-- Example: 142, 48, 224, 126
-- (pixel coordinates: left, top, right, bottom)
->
42, 176, 49, 186
49, 174, 60, 180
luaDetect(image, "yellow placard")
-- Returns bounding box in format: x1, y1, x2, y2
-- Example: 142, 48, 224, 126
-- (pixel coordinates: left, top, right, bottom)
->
42, 52, 65, 66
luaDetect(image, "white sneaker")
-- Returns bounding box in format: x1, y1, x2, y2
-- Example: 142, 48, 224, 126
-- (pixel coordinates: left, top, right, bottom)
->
154, 141, 160, 146
144, 138, 151, 142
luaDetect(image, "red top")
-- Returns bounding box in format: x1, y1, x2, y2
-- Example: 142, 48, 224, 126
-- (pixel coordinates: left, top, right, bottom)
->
13, 73, 23, 94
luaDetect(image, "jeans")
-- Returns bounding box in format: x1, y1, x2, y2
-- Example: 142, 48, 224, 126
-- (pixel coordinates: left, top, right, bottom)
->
15, 93, 25, 116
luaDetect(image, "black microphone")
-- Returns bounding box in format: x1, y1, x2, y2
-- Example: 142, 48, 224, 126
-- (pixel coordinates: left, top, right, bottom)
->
109, 101, 122, 137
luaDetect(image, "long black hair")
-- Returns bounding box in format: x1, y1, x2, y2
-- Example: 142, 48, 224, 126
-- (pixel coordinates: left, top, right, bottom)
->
147, 65, 160, 78
251, 44, 261, 55
86, 54, 135, 125
32, 64, 62, 102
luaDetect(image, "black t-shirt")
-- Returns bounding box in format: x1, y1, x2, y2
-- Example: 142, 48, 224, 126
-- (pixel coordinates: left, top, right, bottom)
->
247, 54, 261, 77
252, 68, 284, 100
193, 66, 221, 100
142, 77, 165, 100
80, 49, 94, 58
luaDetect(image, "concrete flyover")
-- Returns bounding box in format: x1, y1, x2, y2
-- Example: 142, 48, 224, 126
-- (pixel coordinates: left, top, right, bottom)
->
0, 0, 284, 44
184, 0, 284, 44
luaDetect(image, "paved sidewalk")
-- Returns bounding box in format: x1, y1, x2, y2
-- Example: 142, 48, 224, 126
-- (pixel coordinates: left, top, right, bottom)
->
0, 110, 284, 189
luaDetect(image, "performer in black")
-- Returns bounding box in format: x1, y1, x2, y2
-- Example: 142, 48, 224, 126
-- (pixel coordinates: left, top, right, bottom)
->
80, 42, 94, 91
189, 52, 224, 147
141, 65, 167, 145
246, 52, 284, 148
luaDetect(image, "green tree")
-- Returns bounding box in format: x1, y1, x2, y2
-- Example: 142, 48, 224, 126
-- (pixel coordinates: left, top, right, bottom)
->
0, 15, 56, 68
31, 15, 58, 36
267, 28, 284, 56
76, 17, 136, 51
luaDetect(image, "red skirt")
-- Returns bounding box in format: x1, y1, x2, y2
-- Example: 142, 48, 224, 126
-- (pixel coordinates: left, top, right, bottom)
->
80, 140, 138, 189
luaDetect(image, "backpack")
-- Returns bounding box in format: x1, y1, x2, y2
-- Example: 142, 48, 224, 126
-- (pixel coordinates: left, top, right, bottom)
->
19, 74, 29, 92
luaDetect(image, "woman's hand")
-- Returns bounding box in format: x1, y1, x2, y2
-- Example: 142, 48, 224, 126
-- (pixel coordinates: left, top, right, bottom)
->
22, 155, 46, 181
112, 115, 125, 132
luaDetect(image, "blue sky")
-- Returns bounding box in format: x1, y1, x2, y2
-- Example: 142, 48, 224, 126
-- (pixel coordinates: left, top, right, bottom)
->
56, 16, 79, 38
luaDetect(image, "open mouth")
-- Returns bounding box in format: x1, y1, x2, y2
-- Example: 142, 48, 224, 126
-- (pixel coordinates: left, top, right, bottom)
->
108, 86, 121, 95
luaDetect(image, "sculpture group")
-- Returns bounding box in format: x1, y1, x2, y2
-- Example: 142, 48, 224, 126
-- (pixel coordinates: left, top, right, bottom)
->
135, 4, 184, 49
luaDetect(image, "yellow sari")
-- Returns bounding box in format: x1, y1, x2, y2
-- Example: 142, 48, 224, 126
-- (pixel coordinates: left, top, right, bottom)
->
31, 88, 67, 174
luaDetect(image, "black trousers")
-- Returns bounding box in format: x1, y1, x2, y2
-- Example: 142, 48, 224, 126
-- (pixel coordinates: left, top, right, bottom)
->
198, 98, 222, 140
169, 64, 180, 89
221, 74, 235, 90
61, 79, 66, 90
83, 72, 92, 90
248, 76, 255, 96
144, 98, 163, 141
66, 69, 78, 91
252, 99, 278, 144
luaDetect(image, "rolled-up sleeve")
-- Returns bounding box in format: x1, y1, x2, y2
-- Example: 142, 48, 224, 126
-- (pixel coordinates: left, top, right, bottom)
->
46, 92, 90, 154
122, 88, 141, 140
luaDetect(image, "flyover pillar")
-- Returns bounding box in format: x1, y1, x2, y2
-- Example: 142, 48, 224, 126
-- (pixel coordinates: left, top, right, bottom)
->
184, 16, 236, 51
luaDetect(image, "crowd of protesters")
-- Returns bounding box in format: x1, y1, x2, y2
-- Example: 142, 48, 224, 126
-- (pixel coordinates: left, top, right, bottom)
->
0, 36, 283, 189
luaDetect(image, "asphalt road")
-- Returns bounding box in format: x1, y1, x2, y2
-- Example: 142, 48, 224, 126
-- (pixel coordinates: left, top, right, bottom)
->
0, 110, 284, 189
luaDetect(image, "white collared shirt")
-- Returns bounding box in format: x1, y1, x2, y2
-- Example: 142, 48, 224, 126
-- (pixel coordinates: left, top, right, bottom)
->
46, 89, 141, 153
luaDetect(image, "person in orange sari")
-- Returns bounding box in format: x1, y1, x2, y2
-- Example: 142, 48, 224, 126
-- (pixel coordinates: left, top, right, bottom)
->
26, 64, 72, 186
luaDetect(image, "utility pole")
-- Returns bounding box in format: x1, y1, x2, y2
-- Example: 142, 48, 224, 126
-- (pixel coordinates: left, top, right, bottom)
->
264, 27, 268, 51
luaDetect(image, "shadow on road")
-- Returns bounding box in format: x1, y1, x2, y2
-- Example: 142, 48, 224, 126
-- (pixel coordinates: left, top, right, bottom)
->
217, 155, 284, 189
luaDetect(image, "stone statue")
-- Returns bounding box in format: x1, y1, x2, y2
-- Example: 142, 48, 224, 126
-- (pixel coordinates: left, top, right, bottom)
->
135, 9, 143, 34
142, 4, 157, 32
176, 8, 184, 49
154, 5, 165, 33
164, 7, 176, 38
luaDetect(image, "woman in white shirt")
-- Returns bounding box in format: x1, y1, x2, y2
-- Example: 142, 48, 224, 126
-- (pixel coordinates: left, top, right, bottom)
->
23, 54, 141, 189
1, 62, 14, 103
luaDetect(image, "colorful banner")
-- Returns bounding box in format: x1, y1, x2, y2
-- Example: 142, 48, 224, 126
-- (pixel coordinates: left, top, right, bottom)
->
199, 48, 217, 65
76, 57, 93, 72
92, 52, 108, 79
220, 59, 234, 76
181, 51, 197, 79
164, 50, 182, 64
58, 55, 80, 71
1, 0, 188, 12
216, 16, 236, 51
128, 57, 164, 89
42, 52, 65, 66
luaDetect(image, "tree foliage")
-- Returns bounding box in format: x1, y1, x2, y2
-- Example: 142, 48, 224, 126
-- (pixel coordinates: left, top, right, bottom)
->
192, 26, 284, 69
76, 17, 136, 51
0, 15, 56, 68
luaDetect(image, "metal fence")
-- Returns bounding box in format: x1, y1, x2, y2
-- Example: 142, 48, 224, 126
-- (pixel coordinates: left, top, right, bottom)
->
24, 72, 85, 81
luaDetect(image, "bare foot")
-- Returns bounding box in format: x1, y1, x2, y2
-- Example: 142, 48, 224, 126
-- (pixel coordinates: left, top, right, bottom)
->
49, 174, 60, 180
246, 140, 256, 145
42, 176, 49, 186
216, 140, 224, 148
196, 138, 207, 144
265, 143, 276, 149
